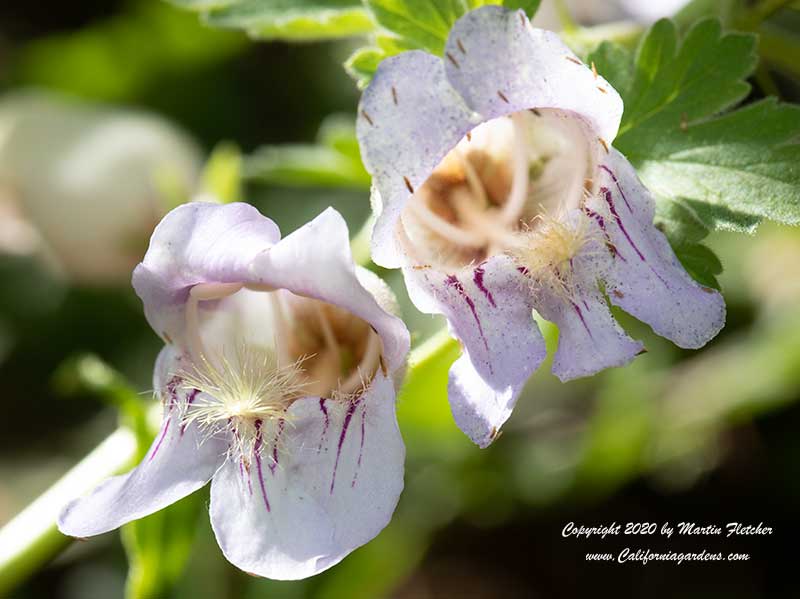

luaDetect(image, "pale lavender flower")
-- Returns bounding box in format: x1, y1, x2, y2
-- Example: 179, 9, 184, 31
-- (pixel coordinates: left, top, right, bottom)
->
58, 202, 410, 579
357, 6, 725, 447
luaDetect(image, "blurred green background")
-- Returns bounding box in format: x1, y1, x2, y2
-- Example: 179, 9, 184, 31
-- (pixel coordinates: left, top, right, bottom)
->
1, 1, 800, 598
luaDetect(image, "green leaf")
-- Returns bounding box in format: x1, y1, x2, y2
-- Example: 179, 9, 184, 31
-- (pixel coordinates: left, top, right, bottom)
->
619, 19, 756, 139
351, 0, 541, 85
681, 200, 761, 234
503, 0, 541, 16
169, 0, 375, 40
654, 197, 709, 245
631, 98, 800, 229
586, 40, 635, 98
345, 33, 415, 87
244, 114, 371, 189
589, 18, 800, 241
654, 199, 722, 289
673, 243, 723, 290
364, 0, 461, 55
345, 45, 388, 86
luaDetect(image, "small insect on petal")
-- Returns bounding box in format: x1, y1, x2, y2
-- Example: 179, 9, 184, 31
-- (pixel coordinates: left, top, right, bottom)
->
403, 176, 415, 194
446, 52, 460, 69
565, 56, 582, 65
391, 86, 398, 106
361, 110, 374, 126
497, 90, 510, 103
597, 87, 607, 94
598, 138, 609, 152
591, 61, 598, 80
456, 38, 466, 54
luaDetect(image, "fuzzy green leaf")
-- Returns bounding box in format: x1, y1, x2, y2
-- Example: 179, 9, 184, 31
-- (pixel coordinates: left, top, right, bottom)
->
673, 243, 723, 290
590, 18, 800, 241
244, 114, 370, 189
617, 19, 757, 140
169, 0, 375, 40
631, 98, 800, 230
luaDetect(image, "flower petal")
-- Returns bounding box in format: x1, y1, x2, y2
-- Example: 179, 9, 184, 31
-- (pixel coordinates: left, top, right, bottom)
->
447, 355, 523, 449
209, 373, 404, 580
357, 51, 476, 268
251, 207, 410, 372
58, 352, 225, 536
530, 256, 644, 381
132, 201, 281, 346
589, 150, 726, 348
444, 6, 623, 143
406, 255, 546, 446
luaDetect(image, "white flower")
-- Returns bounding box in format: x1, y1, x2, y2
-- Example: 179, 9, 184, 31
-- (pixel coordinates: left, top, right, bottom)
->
58, 203, 411, 580
357, 6, 724, 447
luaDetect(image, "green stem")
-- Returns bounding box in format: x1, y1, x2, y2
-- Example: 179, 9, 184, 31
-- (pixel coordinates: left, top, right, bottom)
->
0, 428, 138, 595
754, 64, 781, 97
742, 0, 794, 27
758, 24, 800, 80
406, 327, 458, 371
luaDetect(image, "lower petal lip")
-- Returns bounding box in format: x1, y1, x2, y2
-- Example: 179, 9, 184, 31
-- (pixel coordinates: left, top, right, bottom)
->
208, 373, 404, 580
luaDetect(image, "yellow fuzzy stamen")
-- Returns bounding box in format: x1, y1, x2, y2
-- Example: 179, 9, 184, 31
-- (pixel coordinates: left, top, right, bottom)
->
178, 345, 308, 459
507, 212, 597, 301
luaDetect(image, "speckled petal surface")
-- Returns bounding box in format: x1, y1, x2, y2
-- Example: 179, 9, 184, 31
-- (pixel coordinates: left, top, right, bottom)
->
588, 150, 726, 348
530, 253, 644, 382
357, 51, 476, 268
209, 373, 404, 580
405, 255, 546, 446
444, 7, 622, 147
